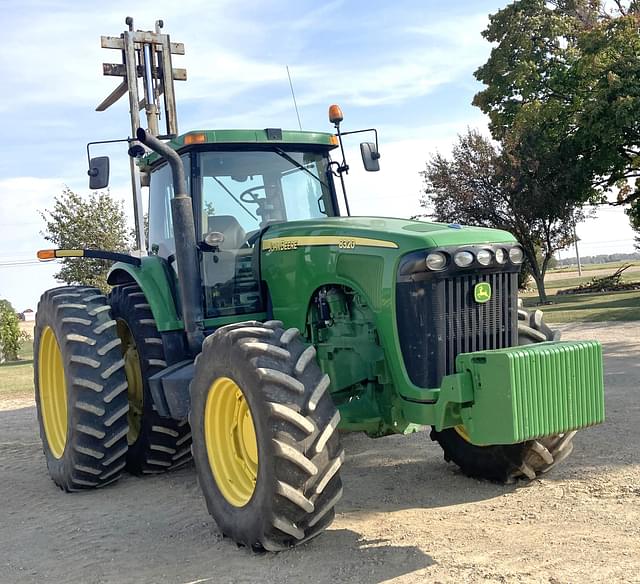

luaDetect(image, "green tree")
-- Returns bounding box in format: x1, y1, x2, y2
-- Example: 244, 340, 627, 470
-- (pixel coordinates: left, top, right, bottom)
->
41, 188, 132, 291
474, 0, 640, 220
0, 299, 24, 362
421, 130, 584, 303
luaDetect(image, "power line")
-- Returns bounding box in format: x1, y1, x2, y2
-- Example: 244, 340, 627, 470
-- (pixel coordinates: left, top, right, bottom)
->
0, 261, 43, 268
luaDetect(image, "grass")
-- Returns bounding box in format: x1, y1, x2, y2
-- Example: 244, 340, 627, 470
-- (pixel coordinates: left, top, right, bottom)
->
0, 337, 34, 397
522, 289, 640, 323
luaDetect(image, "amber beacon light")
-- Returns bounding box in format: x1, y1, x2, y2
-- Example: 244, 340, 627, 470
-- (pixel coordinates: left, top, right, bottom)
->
328, 104, 344, 124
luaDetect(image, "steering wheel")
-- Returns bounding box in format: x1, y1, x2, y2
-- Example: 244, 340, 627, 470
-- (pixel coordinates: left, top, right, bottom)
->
239, 185, 266, 204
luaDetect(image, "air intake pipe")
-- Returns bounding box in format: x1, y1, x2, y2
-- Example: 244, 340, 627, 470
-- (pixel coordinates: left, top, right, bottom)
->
135, 128, 204, 355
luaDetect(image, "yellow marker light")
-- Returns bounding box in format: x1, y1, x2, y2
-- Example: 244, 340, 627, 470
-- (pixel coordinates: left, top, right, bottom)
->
37, 250, 56, 260
329, 135, 339, 145
37, 249, 84, 261
328, 104, 344, 124
184, 132, 207, 145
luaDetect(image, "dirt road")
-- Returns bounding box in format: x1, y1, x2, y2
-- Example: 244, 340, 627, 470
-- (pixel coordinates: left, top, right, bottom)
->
1, 322, 638, 584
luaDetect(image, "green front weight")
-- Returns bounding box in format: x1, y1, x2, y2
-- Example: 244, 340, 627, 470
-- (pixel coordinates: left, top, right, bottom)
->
404, 340, 605, 445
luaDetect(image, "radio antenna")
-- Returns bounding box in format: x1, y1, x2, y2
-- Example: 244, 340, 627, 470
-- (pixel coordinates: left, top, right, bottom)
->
286, 65, 303, 130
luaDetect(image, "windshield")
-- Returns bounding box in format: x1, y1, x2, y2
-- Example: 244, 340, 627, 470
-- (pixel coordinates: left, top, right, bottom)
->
198, 149, 334, 240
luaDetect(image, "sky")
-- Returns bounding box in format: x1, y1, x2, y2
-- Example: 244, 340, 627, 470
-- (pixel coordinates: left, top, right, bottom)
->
0, 0, 636, 311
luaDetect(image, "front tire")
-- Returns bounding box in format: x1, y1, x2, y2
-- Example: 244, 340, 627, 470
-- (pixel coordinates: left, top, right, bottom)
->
430, 307, 575, 482
34, 286, 129, 490
190, 320, 344, 551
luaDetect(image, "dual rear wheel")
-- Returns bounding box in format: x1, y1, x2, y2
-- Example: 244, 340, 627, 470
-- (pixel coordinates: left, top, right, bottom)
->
34, 284, 191, 490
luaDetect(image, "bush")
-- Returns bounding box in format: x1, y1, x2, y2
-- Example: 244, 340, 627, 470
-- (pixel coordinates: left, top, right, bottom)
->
0, 299, 24, 362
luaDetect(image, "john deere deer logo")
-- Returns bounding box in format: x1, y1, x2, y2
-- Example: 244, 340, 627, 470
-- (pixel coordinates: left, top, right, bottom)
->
474, 282, 492, 303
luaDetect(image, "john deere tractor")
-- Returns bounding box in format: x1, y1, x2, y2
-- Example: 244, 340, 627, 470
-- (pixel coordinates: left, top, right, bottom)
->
33, 20, 605, 551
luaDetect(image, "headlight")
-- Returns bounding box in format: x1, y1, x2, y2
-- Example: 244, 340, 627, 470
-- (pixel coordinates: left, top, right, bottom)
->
509, 246, 524, 264
476, 249, 492, 266
495, 248, 507, 264
425, 251, 447, 271
454, 250, 474, 267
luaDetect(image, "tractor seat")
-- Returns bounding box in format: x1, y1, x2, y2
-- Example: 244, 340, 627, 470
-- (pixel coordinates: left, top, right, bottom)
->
206, 215, 247, 250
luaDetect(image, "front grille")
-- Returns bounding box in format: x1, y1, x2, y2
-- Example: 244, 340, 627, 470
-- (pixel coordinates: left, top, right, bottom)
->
396, 271, 518, 388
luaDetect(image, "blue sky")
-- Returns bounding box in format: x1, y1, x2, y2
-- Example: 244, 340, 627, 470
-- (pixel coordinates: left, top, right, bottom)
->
0, 0, 635, 311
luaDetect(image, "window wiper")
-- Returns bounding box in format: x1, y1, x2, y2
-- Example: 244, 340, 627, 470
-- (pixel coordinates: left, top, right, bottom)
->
211, 176, 257, 221
273, 147, 331, 191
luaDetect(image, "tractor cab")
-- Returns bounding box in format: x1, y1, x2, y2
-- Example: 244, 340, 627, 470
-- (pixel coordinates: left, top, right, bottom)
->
143, 129, 343, 318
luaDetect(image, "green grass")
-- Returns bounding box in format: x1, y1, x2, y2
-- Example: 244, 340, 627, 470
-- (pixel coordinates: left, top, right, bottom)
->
522, 289, 640, 323
0, 338, 34, 397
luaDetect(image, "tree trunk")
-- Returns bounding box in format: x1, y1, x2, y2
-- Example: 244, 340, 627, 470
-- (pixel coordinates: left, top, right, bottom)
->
532, 271, 548, 304
523, 247, 548, 304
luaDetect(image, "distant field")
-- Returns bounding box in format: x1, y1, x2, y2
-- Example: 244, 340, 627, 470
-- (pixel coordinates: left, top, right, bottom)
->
543, 271, 640, 291
549, 259, 640, 274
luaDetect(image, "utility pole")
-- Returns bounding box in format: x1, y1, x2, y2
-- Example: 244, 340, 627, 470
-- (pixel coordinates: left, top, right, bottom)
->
573, 216, 583, 276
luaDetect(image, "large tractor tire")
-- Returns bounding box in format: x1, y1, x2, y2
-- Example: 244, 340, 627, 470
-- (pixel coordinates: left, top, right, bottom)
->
190, 320, 344, 551
34, 286, 129, 490
108, 284, 192, 474
430, 306, 576, 483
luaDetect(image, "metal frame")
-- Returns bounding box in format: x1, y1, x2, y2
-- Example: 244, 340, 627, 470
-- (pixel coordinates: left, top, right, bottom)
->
95, 17, 186, 253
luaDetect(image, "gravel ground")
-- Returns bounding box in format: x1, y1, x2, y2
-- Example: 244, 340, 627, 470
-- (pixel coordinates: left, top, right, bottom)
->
1, 321, 638, 584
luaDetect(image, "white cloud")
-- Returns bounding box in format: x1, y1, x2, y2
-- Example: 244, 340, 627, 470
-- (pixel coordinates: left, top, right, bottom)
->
0, 178, 64, 310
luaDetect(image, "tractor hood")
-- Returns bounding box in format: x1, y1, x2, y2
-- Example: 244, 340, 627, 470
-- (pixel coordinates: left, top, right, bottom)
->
261, 216, 517, 253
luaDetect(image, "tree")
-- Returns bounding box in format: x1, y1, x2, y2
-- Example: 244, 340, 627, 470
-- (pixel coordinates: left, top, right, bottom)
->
421, 130, 584, 303
474, 0, 640, 218
41, 188, 132, 292
0, 299, 24, 362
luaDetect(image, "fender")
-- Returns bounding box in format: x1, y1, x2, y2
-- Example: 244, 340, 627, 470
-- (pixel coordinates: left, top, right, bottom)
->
107, 256, 182, 331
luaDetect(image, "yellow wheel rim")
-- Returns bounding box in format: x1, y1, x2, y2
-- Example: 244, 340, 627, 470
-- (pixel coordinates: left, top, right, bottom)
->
204, 377, 258, 507
38, 326, 68, 459
116, 319, 143, 445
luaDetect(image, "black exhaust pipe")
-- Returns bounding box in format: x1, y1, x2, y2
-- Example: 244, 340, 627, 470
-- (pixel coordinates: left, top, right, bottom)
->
136, 128, 204, 355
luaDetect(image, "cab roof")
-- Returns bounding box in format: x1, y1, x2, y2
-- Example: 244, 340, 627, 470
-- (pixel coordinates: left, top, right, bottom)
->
140, 128, 339, 167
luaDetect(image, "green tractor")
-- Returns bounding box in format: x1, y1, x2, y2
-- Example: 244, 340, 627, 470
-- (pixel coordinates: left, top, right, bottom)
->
33, 20, 604, 551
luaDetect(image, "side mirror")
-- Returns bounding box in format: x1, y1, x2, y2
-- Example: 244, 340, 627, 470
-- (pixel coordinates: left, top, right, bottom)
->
88, 156, 110, 189
360, 142, 380, 172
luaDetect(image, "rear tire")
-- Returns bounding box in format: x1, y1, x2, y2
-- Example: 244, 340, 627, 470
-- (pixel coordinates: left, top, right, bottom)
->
190, 320, 344, 551
34, 286, 129, 490
108, 284, 192, 474
430, 307, 575, 482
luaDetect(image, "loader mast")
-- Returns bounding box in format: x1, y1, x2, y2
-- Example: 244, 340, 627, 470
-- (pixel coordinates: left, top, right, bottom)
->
95, 17, 186, 252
